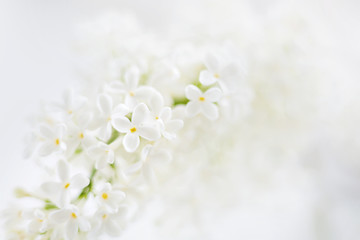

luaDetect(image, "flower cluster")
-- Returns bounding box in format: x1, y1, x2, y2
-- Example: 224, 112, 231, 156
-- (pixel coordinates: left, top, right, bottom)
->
2, 14, 252, 240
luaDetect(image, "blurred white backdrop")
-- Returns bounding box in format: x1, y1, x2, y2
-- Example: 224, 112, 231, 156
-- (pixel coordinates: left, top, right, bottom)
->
0, 0, 360, 239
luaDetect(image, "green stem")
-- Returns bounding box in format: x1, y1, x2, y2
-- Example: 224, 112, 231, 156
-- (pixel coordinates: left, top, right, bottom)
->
78, 168, 97, 200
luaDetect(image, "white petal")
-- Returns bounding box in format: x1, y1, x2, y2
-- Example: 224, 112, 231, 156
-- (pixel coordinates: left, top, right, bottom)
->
166, 119, 183, 132
199, 70, 218, 86
95, 158, 107, 170
132, 103, 150, 125
159, 107, 172, 122
123, 133, 140, 152
38, 124, 54, 139
134, 86, 154, 100
34, 209, 45, 219
201, 102, 219, 120
105, 219, 122, 237
41, 182, 61, 195
78, 217, 91, 232
97, 94, 112, 115
148, 91, 164, 114
97, 122, 112, 141
57, 160, 70, 182
66, 220, 78, 240
70, 174, 89, 190
186, 101, 201, 117
49, 209, 70, 223
99, 182, 112, 193
110, 191, 126, 202
138, 126, 160, 141
106, 150, 115, 164
28, 220, 42, 233
185, 85, 202, 100
204, 87, 222, 102
112, 104, 129, 117
112, 116, 132, 133
38, 142, 56, 156
87, 145, 105, 160
150, 149, 172, 166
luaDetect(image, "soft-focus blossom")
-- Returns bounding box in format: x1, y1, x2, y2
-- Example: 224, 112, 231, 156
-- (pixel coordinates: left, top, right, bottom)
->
49, 205, 90, 240
185, 85, 222, 120
27, 209, 48, 234
92, 206, 127, 237
94, 182, 126, 211
87, 142, 115, 170
37, 124, 67, 157
41, 160, 89, 207
95, 94, 129, 141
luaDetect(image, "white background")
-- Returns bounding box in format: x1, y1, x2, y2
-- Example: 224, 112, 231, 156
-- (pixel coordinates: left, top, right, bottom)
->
0, 0, 359, 239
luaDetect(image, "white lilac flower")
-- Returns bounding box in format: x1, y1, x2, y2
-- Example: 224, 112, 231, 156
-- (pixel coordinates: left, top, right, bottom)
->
2, 205, 29, 228
92, 206, 127, 237
112, 103, 160, 152
128, 144, 172, 183
156, 107, 183, 140
185, 85, 222, 120
49, 205, 90, 240
95, 182, 126, 211
51, 88, 87, 120
66, 112, 94, 155
37, 124, 67, 157
27, 209, 48, 234
41, 160, 90, 207
87, 142, 115, 170
148, 92, 183, 140
199, 53, 241, 88
107, 66, 153, 109
96, 94, 129, 141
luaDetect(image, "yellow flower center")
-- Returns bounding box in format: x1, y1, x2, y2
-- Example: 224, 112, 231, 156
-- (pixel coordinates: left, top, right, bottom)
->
68, 110, 73, 114
214, 73, 220, 78
64, 183, 70, 189
71, 212, 77, 219
79, 133, 84, 139
102, 214, 107, 219
155, 116, 159, 120
130, 127, 137, 133
102, 193, 108, 200
55, 139, 60, 145
199, 97, 205, 102
129, 91, 135, 97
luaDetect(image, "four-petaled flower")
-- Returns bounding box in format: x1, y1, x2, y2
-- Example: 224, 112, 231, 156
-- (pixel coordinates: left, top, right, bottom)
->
87, 142, 115, 170
95, 182, 126, 211
41, 160, 90, 207
107, 66, 153, 110
112, 103, 161, 152
38, 124, 67, 157
27, 209, 48, 234
199, 54, 241, 89
92, 206, 127, 237
96, 94, 129, 141
185, 85, 222, 120
51, 88, 87, 120
49, 205, 90, 240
